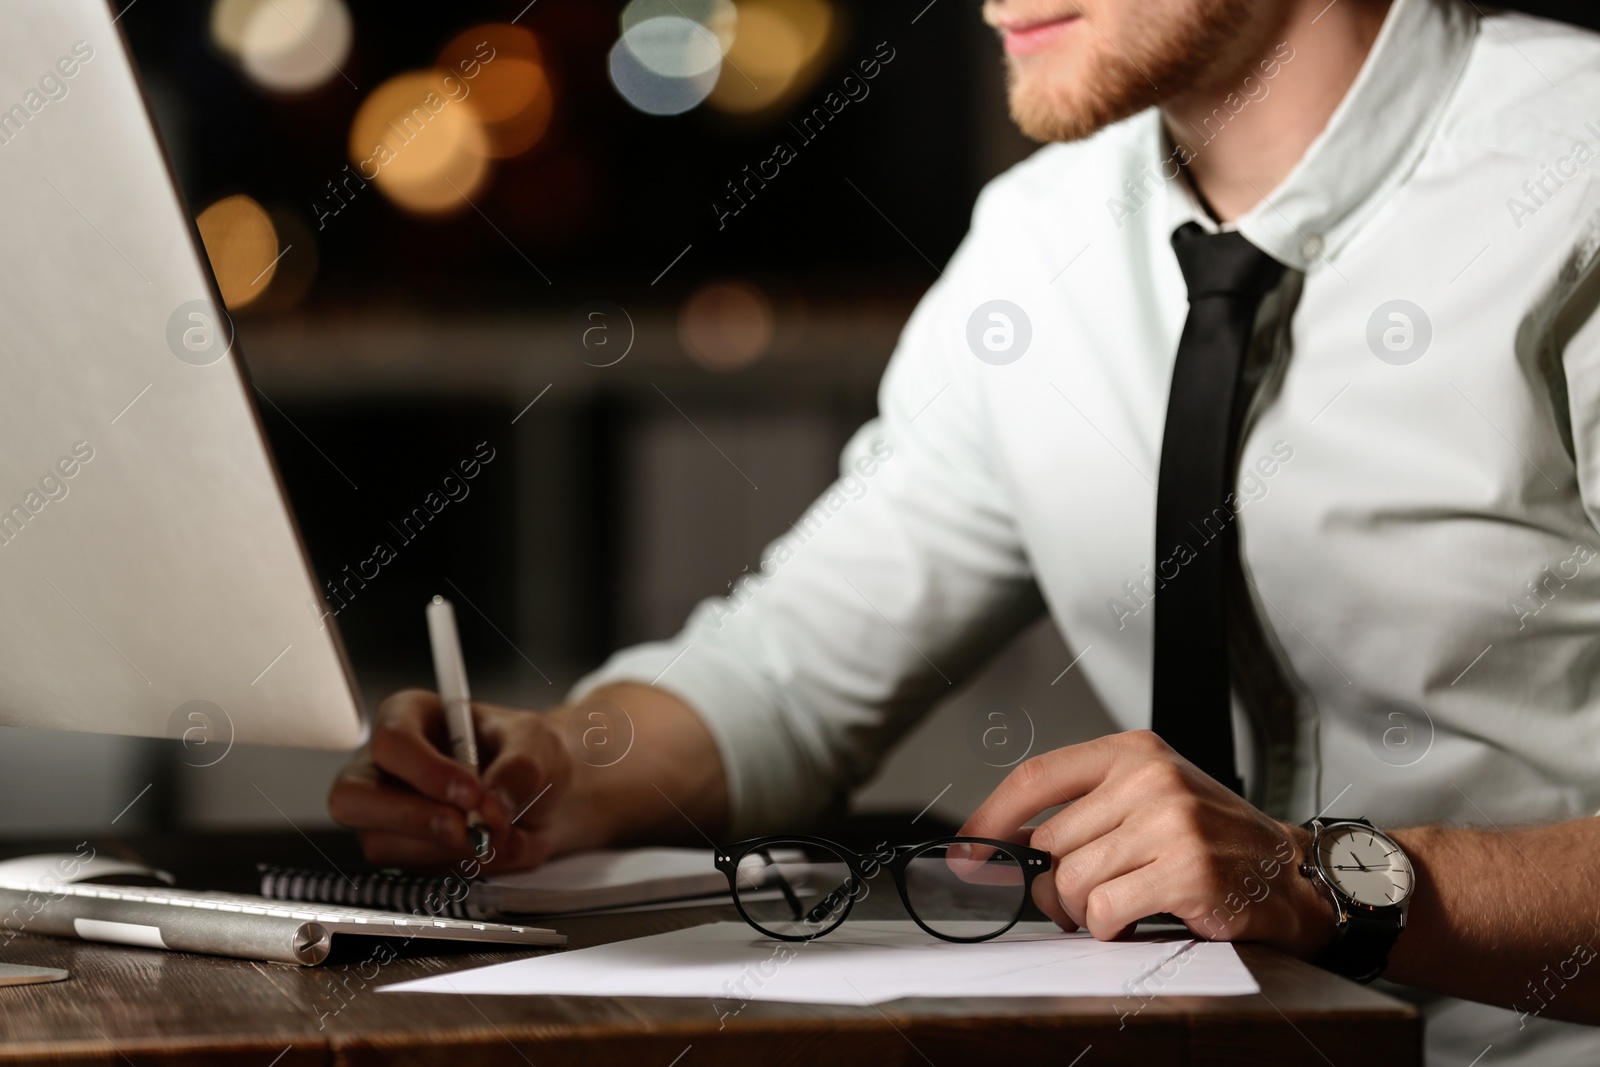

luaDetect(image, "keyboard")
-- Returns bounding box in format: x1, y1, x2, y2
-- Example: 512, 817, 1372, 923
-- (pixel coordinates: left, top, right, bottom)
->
0, 878, 564, 966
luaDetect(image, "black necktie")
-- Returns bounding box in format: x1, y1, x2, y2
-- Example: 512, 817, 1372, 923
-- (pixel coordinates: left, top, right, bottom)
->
1151, 223, 1287, 796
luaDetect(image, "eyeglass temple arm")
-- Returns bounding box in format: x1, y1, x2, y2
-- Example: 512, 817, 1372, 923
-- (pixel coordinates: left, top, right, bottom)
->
753, 848, 807, 920
803, 851, 882, 925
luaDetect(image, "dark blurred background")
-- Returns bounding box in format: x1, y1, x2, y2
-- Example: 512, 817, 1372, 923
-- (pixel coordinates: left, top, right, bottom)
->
1, 0, 1595, 837
130, 0, 1014, 679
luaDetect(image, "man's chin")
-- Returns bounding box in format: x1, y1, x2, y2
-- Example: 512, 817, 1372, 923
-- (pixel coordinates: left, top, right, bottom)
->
1001, 0, 1262, 145
1008, 83, 1106, 143
1007, 75, 1139, 144
1003, 44, 1164, 144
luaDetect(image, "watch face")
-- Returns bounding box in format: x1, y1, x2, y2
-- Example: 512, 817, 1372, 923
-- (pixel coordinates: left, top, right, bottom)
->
1317, 823, 1413, 907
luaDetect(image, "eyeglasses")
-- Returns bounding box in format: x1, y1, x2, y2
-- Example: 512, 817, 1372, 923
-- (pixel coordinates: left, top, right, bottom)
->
713, 835, 1052, 943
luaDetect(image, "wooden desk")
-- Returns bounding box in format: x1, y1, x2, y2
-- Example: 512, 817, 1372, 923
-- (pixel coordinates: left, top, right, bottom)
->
0, 832, 1420, 1066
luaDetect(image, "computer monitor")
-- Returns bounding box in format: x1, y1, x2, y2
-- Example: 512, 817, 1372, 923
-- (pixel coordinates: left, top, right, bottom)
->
0, 1, 364, 754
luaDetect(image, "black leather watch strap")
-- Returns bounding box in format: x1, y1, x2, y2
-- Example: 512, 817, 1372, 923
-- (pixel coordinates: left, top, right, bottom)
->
1313, 905, 1403, 983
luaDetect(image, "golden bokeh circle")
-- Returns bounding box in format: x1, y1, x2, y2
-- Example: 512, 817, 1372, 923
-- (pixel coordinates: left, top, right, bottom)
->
195, 194, 280, 310
439, 26, 554, 159
348, 70, 491, 216
708, 0, 834, 115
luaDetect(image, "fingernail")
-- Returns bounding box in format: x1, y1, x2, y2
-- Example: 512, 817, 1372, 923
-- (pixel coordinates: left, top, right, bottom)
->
446, 780, 474, 809
430, 812, 455, 843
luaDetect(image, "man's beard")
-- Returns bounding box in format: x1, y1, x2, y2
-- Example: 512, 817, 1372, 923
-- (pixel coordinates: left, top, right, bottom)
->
1005, 0, 1260, 143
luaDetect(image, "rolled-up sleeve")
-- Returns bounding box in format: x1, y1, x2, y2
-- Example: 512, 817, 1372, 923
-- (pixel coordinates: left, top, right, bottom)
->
570, 213, 1044, 837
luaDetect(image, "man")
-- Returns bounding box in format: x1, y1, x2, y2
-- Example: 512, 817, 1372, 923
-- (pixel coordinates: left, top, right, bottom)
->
331, 0, 1600, 1060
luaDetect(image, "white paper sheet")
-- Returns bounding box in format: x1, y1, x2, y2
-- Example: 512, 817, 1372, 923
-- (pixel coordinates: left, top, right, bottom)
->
480, 846, 801, 915
380, 921, 1259, 1004
487, 847, 716, 892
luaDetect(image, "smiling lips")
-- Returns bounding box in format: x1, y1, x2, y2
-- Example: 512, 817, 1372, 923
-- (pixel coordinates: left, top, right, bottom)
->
998, 14, 1082, 57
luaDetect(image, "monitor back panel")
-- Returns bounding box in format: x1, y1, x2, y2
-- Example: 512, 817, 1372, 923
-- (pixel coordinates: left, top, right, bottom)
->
0, 1, 363, 750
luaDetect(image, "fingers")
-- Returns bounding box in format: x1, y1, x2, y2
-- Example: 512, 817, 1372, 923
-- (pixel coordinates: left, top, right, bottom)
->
960, 733, 1131, 843
330, 691, 572, 874
328, 769, 464, 845
479, 710, 569, 837
1027, 762, 1160, 858
1031, 869, 1076, 930
482, 826, 558, 872
1079, 865, 1168, 941
368, 689, 483, 809
1040, 825, 1158, 929
942, 841, 1037, 887
959, 731, 1303, 947
344, 798, 556, 872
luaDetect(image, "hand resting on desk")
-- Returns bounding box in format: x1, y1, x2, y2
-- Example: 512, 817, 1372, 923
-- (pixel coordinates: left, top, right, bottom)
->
959, 730, 1336, 957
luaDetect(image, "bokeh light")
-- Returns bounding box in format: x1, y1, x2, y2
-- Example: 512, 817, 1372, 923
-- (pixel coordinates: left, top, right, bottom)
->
679, 280, 774, 371
625, 17, 725, 78
221, 0, 353, 94
609, 36, 719, 116
610, 0, 736, 115
621, 0, 737, 48
209, 0, 260, 56
348, 70, 490, 216
708, 0, 834, 115
195, 195, 281, 310
439, 25, 554, 159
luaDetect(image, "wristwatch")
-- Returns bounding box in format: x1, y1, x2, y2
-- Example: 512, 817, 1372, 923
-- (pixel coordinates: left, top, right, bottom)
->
1298, 817, 1413, 983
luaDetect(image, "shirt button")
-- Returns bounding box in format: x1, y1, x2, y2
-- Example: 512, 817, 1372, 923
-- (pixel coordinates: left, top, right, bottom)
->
1300, 235, 1324, 260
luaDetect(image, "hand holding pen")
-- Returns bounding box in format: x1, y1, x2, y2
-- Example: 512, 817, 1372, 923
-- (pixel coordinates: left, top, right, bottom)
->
426, 595, 492, 858
329, 598, 656, 871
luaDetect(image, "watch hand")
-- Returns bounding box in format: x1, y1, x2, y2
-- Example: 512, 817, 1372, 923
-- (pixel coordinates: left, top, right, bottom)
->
1348, 850, 1370, 872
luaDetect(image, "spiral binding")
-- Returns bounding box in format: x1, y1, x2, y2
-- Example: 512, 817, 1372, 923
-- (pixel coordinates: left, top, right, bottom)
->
256, 864, 476, 920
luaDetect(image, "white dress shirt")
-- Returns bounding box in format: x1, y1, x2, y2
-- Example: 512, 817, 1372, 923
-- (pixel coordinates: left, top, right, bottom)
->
576, 0, 1600, 1059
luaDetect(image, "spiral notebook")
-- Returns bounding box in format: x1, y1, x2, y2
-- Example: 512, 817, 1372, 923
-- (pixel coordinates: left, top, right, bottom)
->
259, 847, 760, 921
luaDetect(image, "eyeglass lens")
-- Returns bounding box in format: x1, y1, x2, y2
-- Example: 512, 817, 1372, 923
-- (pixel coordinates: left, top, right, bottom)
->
733, 839, 859, 939
902, 841, 1027, 940
733, 838, 1030, 942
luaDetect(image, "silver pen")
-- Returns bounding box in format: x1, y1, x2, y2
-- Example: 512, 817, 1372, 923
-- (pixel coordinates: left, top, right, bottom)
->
426, 595, 491, 858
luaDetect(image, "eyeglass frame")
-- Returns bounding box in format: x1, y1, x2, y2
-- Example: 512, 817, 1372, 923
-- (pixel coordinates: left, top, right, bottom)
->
712, 835, 1053, 944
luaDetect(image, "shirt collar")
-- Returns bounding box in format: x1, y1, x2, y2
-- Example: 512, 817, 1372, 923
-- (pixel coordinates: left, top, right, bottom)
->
1164, 0, 1478, 270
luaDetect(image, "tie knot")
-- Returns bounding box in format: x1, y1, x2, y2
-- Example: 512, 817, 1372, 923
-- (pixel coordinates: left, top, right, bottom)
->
1171, 223, 1286, 301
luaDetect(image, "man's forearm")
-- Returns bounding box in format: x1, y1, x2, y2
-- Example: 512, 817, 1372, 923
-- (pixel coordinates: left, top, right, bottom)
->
547, 683, 730, 853
1386, 818, 1600, 1025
